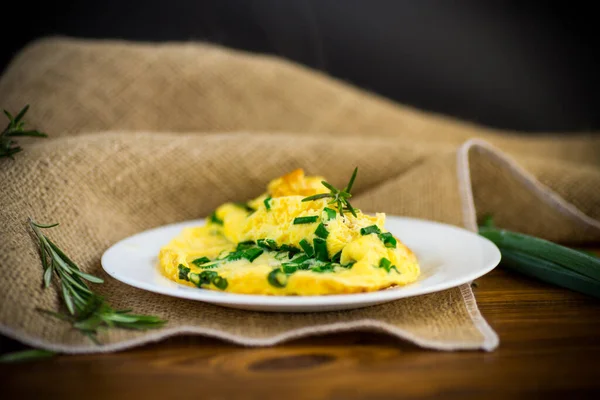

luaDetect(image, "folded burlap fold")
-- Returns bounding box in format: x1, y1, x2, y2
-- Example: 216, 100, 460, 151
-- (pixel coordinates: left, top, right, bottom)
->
1, 37, 598, 353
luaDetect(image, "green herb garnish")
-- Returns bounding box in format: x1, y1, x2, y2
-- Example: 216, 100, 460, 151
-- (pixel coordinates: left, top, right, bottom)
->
225, 251, 244, 262
314, 223, 329, 239
341, 261, 355, 269
0, 349, 56, 363
209, 211, 223, 225
190, 271, 219, 287
360, 225, 381, 236
234, 202, 256, 213
1, 105, 47, 159
311, 262, 334, 273
264, 197, 272, 211
197, 261, 220, 269
189, 272, 200, 286
313, 238, 329, 261
324, 207, 337, 220
290, 254, 310, 264
212, 275, 228, 290
379, 257, 392, 271
191, 257, 210, 266
293, 216, 319, 225
267, 268, 288, 288
378, 257, 399, 273
299, 239, 314, 257
29, 219, 166, 344
302, 167, 358, 217
236, 241, 256, 251
378, 232, 397, 248
282, 263, 298, 274
178, 264, 191, 280
243, 248, 264, 262
279, 244, 301, 256
332, 250, 342, 263
257, 238, 278, 250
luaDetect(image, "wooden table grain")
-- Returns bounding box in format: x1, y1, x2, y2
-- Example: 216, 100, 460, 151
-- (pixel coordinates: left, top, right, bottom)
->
2, 253, 600, 399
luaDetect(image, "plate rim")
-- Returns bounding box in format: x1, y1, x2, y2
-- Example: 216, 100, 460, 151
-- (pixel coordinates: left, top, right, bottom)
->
100, 216, 501, 306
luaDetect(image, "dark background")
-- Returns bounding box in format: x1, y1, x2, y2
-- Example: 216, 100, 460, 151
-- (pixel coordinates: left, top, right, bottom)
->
2, 0, 599, 133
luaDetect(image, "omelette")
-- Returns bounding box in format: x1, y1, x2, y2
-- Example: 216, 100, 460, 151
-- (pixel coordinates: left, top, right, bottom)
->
158, 168, 420, 295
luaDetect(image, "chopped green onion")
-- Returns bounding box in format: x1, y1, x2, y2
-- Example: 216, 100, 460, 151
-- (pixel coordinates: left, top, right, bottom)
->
199, 271, 218, 286
191, 257, 210, 266
300, 239, 315, 257
378, 232, 397, 248
360, 225, 381, 235
178, 264, 190, 281
257, 238, 278, 250
293, 216, 319, 225
314, 223, 329, 239
313, 238, 329, 261
225, 251, 244, 262
234, 202, 255, 212
212, 275, 228, 290
299, 239, 314, 257
311, 263, 334, 273
324, 207, 337, 220
275, 251, 289, 260
242, 248, 264, 263
280, 244, 300, 256
379, 257, 391, 270
341, 261, 355, 269
377, 258, 399, 273
209, 212, 223, 225
332, 250, 342, 263
236, 241, 255, 251
297, 261, 311, 270
198, 261, 220, 269
267, 268, 288, 288
188, 272, 200, 286
290, 254, 310, 264
264, 197, 272, 211
282, 263, 298, 274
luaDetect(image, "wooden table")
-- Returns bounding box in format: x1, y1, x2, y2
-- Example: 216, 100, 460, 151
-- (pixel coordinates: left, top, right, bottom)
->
2, 257, 600, 399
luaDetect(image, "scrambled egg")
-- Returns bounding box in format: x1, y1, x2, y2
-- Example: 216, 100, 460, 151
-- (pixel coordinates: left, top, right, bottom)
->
158, 169, 420, 295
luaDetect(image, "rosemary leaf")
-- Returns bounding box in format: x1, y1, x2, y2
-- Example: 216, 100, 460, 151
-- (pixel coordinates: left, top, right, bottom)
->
43, 266, 53, 288
0, 349, 56, 363
344, 167, 358, 193
62, 284, 75, 314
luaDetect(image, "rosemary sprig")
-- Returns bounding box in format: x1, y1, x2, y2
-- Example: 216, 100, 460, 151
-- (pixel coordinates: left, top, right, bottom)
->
29, 218, 166, 344
1, 105, 47, 159
0, 349, 56, 363
302, 167, 358, 217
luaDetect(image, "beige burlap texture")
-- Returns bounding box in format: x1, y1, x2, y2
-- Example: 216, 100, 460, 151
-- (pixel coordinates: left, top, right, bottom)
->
1, 37, 599, 353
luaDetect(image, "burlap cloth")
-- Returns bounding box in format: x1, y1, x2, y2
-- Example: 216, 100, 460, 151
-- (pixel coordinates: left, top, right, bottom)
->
1, 37, 599, 353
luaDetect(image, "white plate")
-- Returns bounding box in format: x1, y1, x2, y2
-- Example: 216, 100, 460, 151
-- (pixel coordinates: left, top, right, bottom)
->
101, 216, 501, 312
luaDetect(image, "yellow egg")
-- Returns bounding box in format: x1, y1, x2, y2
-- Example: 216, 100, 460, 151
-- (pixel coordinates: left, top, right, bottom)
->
158, 169, 420, 295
